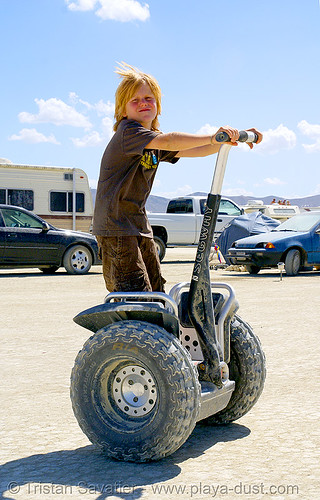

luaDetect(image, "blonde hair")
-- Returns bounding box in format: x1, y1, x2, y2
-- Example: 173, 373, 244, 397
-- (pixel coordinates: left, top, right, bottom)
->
113, 62, 162, 132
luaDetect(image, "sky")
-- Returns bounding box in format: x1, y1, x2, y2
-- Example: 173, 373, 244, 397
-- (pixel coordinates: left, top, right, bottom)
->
1, 0, 320, 201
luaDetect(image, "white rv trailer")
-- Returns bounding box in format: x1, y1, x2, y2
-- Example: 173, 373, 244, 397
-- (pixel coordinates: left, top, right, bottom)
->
0, 163, 93, 232
243, 199, 300, 222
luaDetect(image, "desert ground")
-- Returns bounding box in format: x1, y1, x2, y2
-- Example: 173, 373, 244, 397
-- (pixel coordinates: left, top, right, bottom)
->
1, 247, 319, 499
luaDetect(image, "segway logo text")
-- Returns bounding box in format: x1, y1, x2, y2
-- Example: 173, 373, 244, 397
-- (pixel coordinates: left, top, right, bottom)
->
112, 343, 139, 354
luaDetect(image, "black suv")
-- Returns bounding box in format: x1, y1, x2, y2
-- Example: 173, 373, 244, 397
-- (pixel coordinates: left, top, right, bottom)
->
0, 204, 100, 274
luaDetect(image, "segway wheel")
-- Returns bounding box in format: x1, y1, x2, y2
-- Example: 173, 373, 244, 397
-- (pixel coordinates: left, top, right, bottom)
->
200, 315, 266, 425
70, 320, 200, 462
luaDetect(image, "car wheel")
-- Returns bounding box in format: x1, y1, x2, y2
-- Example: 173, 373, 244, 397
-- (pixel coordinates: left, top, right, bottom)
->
153, 236, 166, 261
63, 245, 92, 274
199, 315, 266, 425
39, 266, 59, 274
245, 264, 261, 274
285, 249, 301, 276
70, 320, 200, 462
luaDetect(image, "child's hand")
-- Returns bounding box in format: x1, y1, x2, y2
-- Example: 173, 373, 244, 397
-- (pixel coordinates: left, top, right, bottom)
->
214, 126, 240, 145
213, 126, 263, 149
246, 128, 263, 149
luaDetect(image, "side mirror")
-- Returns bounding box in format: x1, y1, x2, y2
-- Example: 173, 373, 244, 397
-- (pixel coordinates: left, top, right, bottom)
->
315, 228, 320, 235
42, 222, 50, 232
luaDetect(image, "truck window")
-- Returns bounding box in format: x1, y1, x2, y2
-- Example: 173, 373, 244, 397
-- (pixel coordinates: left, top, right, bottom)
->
50, 191, 85, 213
167, 199, 193, 213
200, 198, 241, 216
219, 199, 241, 216
200, 199, 206, 214
6, 189, 34, 211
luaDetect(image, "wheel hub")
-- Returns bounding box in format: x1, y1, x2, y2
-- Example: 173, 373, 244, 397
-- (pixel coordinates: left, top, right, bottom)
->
72, 250, 88, 270
112, 365, 157, 416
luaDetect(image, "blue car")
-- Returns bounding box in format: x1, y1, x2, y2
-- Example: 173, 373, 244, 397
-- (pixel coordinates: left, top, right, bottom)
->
227, 211, 320, 275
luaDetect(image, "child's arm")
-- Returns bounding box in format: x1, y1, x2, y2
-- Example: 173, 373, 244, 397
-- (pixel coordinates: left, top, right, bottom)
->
175, 142, 223, 158
145, 127, 262, 157
145, 126, 239, 156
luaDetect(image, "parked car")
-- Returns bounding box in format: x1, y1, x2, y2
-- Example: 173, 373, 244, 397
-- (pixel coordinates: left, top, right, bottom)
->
0, 204, 100, 274
227, 211, 320, 275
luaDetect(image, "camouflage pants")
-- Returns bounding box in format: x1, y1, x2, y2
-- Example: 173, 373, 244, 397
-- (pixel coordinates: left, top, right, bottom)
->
97, 235, 166, 293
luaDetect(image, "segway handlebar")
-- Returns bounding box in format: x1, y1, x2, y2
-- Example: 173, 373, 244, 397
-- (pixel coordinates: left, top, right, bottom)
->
215, 130, 258, 144
210, 130, 257, 196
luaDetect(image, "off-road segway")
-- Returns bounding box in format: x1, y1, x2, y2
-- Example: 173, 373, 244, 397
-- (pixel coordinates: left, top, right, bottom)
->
70, 131, 266, 462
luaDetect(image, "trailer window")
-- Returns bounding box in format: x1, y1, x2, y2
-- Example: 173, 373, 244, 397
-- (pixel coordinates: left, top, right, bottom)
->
68, 192, 84, 213
7, 189, 34, 211
50, 191, 85, 213
0, 189, 5, 204
50, 192, 67, 211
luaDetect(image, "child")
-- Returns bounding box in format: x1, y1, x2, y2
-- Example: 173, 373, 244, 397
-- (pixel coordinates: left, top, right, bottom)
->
92, 63, 262, 293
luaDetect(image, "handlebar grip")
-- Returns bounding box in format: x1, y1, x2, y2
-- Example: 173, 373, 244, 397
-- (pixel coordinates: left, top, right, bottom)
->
215, 130, 258, 143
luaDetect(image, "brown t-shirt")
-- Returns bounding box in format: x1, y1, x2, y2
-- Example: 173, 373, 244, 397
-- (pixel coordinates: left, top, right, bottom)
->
92, 119, 179, 237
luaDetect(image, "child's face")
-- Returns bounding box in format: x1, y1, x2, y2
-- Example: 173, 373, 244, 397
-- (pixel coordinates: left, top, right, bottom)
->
123, 82, 157, 129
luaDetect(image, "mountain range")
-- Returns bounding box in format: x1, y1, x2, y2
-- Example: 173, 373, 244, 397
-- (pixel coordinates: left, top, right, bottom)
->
91, 189, 320, 213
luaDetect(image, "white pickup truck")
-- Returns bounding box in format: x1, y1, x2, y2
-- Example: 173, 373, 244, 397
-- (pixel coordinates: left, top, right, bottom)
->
148, 195, 243, 260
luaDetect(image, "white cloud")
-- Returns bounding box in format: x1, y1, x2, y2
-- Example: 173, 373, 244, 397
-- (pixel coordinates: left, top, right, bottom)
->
71, 131, 104, 147
255, 124, 296, 155
297, 119, 320, 137
66, 0, 97, 11
152, 184, 193, 199
97, 0, 150, 22
263, 177, 286, 186
302, 141, 320, 153
198, 121, 320, 155
66, 0, 150, 22
196, 124, 218, 135
95, 99, 115, 116
19, 98, 92, 129
69, 92, 92, 109
222, 187, 254, 197
297, 120, 320, 152
13, 92, 115, 149
9, 128, 60, 144
71, 116, 113, 147
69, 92, 114, 116
89, 178, 98, 189
101, 116, 114, 136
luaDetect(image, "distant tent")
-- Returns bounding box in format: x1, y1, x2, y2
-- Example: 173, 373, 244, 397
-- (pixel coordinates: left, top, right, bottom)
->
216, 212, 280, 264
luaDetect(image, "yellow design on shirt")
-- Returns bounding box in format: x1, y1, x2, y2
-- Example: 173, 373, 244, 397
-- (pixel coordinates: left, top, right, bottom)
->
140, 151, 158, 170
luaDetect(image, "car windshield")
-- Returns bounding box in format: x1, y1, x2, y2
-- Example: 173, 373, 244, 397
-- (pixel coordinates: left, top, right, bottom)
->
273, 213, 320, 232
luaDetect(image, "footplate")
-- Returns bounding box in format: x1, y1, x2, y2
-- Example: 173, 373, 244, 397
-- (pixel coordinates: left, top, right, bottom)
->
197, 380, 235, 421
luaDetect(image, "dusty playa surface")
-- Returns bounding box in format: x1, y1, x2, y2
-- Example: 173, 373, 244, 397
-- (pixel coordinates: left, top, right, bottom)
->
1, 247, 319, 499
